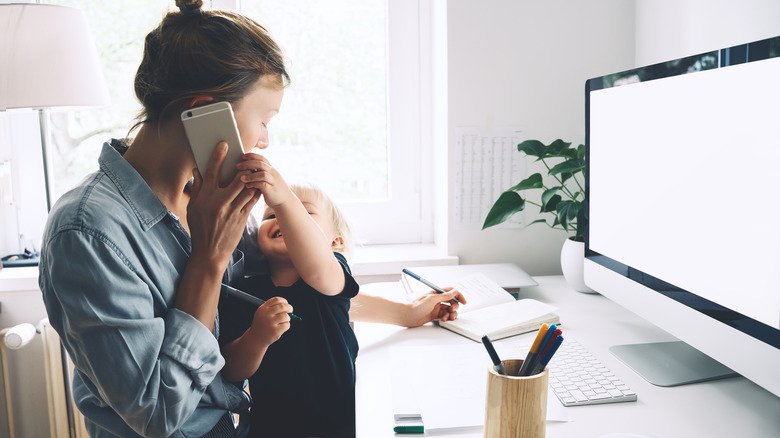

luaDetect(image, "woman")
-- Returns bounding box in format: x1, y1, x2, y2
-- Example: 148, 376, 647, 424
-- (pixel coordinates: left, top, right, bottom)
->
38, 1, 288, 436
39, 1, 465, 436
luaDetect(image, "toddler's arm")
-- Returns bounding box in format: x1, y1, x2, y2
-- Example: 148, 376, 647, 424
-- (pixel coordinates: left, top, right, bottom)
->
238, 153, 345, 295
350, 288, 467, 327
220, 296, 293, 382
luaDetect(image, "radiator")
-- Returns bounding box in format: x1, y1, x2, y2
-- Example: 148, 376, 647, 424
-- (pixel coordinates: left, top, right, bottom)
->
1, 318, 87, 438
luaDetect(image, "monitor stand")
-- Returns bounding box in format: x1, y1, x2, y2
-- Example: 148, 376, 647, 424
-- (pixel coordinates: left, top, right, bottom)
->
609, 341, 738, 387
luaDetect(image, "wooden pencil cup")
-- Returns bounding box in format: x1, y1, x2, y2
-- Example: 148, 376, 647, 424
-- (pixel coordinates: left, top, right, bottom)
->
484, 359, 548, 438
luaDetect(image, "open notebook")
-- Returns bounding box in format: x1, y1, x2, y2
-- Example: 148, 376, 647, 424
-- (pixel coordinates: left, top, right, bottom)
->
403, 271, 559, 342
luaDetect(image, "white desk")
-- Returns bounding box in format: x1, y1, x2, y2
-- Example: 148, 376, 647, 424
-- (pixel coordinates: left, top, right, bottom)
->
354, 276, 780, 437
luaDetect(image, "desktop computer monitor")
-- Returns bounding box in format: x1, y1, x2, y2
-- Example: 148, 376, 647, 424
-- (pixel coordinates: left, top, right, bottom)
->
584, 35, 780, 398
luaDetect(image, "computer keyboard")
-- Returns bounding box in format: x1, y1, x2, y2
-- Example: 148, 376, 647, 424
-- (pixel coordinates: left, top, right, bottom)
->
547, 338, 638, 406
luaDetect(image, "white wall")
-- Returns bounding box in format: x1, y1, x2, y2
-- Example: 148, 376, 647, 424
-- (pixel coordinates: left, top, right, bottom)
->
635, 0, 780, 66
444, 0, 636, 275
444, 0, 780, 276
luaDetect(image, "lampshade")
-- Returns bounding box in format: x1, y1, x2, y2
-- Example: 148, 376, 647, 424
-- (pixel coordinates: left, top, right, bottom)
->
0, 3, 109, 111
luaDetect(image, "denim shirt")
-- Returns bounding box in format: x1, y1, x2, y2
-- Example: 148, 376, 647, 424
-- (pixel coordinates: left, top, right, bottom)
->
39, 141, 248, 438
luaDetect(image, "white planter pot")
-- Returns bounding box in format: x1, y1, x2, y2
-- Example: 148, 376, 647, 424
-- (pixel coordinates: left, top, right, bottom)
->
560, 238, 597, 294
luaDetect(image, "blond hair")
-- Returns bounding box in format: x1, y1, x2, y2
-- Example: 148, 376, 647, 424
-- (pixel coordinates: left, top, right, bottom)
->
290, 182, 354, 255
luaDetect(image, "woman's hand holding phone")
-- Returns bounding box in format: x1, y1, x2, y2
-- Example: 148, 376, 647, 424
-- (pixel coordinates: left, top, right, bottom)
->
188, 140, 260, 268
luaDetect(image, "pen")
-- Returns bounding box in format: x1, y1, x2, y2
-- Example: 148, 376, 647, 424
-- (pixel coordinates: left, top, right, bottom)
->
516, 323, 549, 376
401, 269, 460, 303
520, 323, 557, 376
220, 283, 302, 321
531, 335, 564, 375
481, 335, 507, 375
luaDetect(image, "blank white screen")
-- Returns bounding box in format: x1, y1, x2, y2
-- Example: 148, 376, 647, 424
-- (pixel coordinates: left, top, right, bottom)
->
589, 57, 780, 329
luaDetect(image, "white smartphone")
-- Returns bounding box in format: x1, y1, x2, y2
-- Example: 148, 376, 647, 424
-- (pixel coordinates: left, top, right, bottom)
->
181, 101, 245, 187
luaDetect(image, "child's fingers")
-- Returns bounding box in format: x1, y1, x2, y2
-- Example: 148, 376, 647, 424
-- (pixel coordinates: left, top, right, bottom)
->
237, 153, 271, 172
261, 297, 295, 317
239, 169, 273, 190
441, 288, 466, 306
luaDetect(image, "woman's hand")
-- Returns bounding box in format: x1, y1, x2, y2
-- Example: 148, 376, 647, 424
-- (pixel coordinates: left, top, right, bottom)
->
247, 297, 294, 346
188, 141, 261, 271
177, 141, 260, 328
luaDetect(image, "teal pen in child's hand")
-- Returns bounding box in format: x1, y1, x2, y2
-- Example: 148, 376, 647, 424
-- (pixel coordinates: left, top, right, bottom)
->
220, 283, 302, 321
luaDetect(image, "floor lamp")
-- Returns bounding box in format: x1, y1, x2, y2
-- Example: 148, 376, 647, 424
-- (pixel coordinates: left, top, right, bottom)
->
0, 4, 108, 438
0, 3, 109, 211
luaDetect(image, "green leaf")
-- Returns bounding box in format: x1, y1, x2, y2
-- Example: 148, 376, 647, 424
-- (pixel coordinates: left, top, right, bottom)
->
558, 149, 578, 160
549, 158, 585, 176
508, 173, 543, 191
546, 139, 572, 156
482, 191, 526, 229
574, 204, 587, 241
556, 200, 581, 231
540, 189, 562, 213
576, 144, 586, 161
517, 140, 547, 158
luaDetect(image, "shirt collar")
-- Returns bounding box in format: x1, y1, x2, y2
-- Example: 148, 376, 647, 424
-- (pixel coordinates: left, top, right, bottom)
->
98, 139, 168, 231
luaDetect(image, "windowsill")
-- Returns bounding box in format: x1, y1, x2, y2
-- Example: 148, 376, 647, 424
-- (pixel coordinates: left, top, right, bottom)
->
350, 243, 458, 284
0, 245, 458, 290
0, 266, 39, 292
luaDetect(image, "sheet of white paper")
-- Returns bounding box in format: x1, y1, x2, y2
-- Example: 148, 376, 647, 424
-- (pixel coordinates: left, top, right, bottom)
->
452, 272, 516, 311
390, 341, 572, 432
391, 344, 486, 431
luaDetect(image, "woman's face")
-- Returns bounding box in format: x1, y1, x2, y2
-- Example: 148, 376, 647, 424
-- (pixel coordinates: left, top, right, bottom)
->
232, 75, 285, 153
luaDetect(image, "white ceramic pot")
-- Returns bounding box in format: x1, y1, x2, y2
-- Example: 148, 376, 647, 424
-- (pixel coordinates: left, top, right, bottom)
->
560, 237, 597, 294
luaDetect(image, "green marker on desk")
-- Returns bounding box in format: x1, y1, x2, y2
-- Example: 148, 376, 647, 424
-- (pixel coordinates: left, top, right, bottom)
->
220, 283, 302, 321
394, 425, 424, 434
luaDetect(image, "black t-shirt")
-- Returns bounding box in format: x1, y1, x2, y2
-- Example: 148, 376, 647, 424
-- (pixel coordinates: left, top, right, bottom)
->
219, 252, 360, 438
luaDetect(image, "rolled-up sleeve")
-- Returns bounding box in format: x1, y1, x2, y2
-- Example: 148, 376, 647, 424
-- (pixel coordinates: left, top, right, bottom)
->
41, 227, 224, 438
163, 309, 224, 388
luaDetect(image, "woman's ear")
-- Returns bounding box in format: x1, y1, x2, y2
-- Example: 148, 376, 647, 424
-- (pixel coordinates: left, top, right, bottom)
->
189, 96, 215, 108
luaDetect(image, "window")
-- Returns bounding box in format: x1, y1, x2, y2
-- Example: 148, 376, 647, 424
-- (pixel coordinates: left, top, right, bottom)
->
43, 0, 430, 246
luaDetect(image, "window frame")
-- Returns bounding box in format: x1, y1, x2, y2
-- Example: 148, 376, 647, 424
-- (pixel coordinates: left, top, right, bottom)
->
0, 0, 435, 257
230, 0, 432, 246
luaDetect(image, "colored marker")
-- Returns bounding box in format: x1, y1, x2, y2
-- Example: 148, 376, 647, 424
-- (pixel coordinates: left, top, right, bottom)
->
394, 425, 424, 434
517, 323, 549, 376
402, 269, 460, 303
531, 335, 564, 375
220, 283, 302, 321
521, 323, 558, 376
539, 328, 562, 356
481, 335, 507, 375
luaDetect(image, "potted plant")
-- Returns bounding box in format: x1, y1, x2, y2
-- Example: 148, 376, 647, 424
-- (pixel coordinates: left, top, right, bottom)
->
482, 138, 594, 293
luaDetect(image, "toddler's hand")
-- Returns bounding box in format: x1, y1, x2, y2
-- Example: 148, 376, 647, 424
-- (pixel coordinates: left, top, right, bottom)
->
404, 288, 466, 327
237, 152, 294, 208
248, 296, 294, 346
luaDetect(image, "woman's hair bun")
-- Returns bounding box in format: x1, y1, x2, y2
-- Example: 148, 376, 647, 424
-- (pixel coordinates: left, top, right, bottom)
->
175, 0, 204, 13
